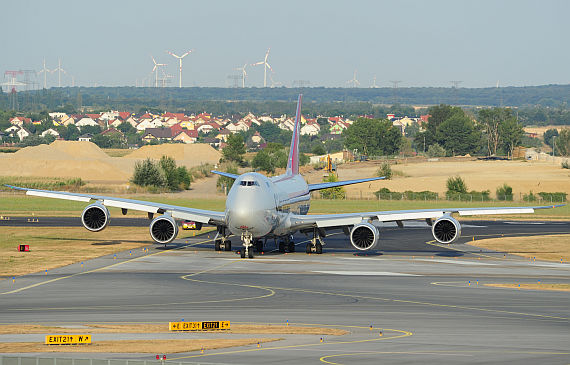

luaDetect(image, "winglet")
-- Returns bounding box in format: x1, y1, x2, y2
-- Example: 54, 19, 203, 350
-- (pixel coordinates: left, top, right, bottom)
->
286, 94, 303, 176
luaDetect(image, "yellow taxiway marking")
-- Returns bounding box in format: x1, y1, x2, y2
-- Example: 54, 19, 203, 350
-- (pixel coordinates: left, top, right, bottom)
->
0, 236, 213, 296
168, 324, 412, 361
319, 350, 570, 365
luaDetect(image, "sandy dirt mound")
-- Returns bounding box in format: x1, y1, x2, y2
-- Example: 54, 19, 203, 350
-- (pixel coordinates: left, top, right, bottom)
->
0, 141, 131, 182
124, 144, 221, 167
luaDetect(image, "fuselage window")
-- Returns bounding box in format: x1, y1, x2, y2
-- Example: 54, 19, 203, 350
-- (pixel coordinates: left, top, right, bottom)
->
240, 181, 259, 186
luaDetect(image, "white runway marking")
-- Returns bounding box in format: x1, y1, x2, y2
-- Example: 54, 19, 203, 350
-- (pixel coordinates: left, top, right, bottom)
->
312, 270, 421, 276
504, 221, 546, 225
412, 258, 496, 266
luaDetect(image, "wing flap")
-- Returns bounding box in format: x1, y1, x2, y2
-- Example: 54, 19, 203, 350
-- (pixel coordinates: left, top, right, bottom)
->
290, 205, 563, 229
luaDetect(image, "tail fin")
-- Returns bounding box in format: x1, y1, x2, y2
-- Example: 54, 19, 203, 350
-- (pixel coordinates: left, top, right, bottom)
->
286, 94, 302, 175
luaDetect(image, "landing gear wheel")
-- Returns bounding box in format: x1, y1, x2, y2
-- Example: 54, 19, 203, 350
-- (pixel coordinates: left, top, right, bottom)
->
288, 241, 295, 252
224, 241, 232, 251
240, 250, 246, 258
315, 242, 323, 254
248, 249, 254, 259
306, 243, 312, 254
278, 242, 286, 253
214, 239, 221, 251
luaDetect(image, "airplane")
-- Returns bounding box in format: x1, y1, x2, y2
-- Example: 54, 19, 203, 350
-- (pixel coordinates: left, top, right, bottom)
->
6, 95, 563, 259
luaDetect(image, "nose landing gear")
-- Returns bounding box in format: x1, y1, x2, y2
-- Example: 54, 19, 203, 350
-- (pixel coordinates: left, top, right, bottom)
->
240, 232, 254, 259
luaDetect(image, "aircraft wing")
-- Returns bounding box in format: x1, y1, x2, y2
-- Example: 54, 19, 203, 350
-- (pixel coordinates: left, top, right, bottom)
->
5, 185, 226, 225
211, 170, 239, 179
308, 176, 385, 192
289, 205, 563, 230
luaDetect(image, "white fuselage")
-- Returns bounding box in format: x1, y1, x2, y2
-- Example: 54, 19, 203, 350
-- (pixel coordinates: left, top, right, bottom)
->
225, 172, 310, 238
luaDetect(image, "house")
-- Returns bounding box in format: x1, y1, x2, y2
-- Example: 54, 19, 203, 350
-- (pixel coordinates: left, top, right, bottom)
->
172, 130, 198, 144
215, 129, 232, 142
136, 118, 162, 132
75, 117, 99, 128
420, 114, 431, 124
278, 118, 295, 131
202, 137, 221, 148
99, 111, 119, 121
142, 128, 172, 143
178, 118, 195, 130
196, 122, 221, 134
329, 121, 349, 135
109, 119, 123, 128
16, 128, 31, 141
300, 122, 320, 136
101, 127, 125, 138
226, 121, 251, 133
59, 115, 75, 126
78, 133, 93, 142
9, 117, 31, 127
40, 128, 60, 138
4, 125, 20, 136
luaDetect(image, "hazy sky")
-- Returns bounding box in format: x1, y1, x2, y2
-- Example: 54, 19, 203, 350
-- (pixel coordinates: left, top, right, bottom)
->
3, 0, 569, 88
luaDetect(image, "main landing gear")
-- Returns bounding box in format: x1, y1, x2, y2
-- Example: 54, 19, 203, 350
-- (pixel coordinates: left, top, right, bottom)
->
240, 232, 254, 259
214, 227, 231, 252
278, 235, 295, 253
306, 228, 324, 254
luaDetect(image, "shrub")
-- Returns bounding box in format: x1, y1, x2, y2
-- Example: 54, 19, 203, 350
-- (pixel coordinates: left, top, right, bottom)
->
377, 162, 392, 180
562, 160, 570, 169
446, 176, 467, 194
131, 156, 191, 192
496, 183, 513, 201
427, 143, 446, 157
538, 192, 567, 202
374, 187, 438, 200
523, 191, 537, 202
446, 190, 491, 202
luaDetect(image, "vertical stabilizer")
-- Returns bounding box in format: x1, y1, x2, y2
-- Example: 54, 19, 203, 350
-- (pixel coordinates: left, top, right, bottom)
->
286, 94, 303, 175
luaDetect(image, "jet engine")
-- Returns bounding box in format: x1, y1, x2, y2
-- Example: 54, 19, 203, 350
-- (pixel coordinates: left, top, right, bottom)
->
81, 203, 110, 232
350, 222, 379, 251
149, 215, 178, 244
432, 215, 461, 244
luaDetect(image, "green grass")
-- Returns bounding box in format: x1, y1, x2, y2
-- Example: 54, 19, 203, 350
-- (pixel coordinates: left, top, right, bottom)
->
0, 193, 567, 219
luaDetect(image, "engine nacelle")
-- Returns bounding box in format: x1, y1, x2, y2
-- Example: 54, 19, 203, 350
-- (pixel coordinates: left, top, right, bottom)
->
149, 215, 179, 244
432, 215, 461, 244
350, 222, 380, 251
81, 203, 110, 232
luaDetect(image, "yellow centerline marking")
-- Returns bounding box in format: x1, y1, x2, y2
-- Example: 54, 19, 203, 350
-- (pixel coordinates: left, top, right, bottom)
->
0, 236, 213, 296
168, 324, 412, 361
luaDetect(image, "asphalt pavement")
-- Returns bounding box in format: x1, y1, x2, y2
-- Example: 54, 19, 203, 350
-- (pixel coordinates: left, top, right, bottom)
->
0, 219, 569, 364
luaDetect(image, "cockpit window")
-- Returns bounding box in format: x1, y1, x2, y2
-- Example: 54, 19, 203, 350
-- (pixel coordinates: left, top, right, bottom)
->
239, 180, 259, 186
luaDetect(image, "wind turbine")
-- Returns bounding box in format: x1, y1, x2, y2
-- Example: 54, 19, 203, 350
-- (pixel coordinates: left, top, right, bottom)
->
235, 63, 247, 88
347, 70, 360, 88
53, 59, 66, 87
371, 75, 379, 88
251, 48, 272, 87
37, 58, 53, 89
167, 49, 193, 88
151, 55, 167, 88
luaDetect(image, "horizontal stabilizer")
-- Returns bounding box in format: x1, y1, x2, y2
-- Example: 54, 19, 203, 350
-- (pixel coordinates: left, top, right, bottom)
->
211, 170, 239, 179
308, 176, 385, 192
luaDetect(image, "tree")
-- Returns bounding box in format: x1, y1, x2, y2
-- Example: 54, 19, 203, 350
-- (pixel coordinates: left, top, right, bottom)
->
555, 129, 570, 156
343, 117, 402, 156
447, 176, 467, 194
319, 174, 346, 199
131, 158, 166, 188
499, 117, 524, 158
436, 114, 481, 155
427, 143, 446, 157
216, 163, 238, 194
478, 108, 511, 156
251, 143, 288, 174
543, 128, 559, 147
312, 144, 326, 156
222, 133, 246, 164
